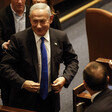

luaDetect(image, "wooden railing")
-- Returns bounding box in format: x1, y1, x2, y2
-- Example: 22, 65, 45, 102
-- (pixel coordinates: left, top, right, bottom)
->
73, 83, 91, 112
0, 105, 36, 112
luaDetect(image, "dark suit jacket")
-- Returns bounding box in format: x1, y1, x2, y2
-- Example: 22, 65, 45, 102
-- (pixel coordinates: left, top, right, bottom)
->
85, 88, 112, 112
0, 5, 31, 105
0, 27, 79, 111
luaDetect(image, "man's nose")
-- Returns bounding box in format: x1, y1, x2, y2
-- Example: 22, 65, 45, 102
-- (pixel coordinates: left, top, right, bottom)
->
36, 22, 42, 28
18, 0, 22, 3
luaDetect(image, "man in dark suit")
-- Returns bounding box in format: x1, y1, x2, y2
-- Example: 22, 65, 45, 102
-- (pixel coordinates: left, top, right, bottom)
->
0, 0, 30, 51
83, 61, 112, 112
0, 3, 79, 112
0, 0, 31, 106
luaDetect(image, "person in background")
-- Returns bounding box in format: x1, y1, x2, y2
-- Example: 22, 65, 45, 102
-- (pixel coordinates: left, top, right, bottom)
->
0, 3, 78, 112
0, 0, 31, 106
31, 0, 61, 30
83, 61, 112, 112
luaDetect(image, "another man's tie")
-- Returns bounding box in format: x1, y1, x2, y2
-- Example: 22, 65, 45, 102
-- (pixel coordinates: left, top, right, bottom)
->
40, 37, 48, 100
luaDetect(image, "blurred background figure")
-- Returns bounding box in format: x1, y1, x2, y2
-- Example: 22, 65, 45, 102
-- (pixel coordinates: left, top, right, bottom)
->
0, 0, 31, 106
31, 0, 61, 30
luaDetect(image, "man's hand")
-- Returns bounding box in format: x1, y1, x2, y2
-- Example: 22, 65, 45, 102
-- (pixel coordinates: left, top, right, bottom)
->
2, 40, 10, 50
22, 80, 40, 93
51, 77, 66, 93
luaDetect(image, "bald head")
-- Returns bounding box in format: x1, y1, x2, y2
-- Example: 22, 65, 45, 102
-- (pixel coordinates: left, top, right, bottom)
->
83, 61, 108, 91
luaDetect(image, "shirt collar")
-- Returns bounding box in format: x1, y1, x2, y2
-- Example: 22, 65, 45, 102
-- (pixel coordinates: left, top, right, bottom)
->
34, 30, 50, 42
10, 4, 26, 16
91, 91, 102, 102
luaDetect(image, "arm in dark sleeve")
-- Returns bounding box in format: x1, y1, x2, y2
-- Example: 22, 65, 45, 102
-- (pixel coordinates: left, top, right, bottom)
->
0, 36, 25, 89
62, 34, 79, 88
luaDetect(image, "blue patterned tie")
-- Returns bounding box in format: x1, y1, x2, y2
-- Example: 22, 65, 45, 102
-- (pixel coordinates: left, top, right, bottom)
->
40, 37, 48, 100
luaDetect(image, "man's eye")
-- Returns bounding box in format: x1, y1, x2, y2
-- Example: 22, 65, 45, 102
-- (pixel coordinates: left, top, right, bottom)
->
33, 20, 38, 23
40, 20, 46, 24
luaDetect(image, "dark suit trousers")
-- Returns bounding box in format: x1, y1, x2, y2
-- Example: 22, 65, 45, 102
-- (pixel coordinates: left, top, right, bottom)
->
9, 91, 59, 112
37, 92, 54, 112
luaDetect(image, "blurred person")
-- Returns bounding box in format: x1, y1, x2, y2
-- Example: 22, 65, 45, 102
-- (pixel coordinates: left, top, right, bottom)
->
0, 0, 31, 106
31, 0, 61, 30
83, 61, 112, 112
0, 3, 78, 112
0, 0, 31, 51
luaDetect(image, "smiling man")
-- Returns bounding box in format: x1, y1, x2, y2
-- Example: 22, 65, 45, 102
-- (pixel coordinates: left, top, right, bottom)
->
0, 3, 79, 112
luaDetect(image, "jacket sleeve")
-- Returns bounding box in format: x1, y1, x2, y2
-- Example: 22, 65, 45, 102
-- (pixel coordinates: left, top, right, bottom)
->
0, 35, 25, 89
62, 33, 79, 88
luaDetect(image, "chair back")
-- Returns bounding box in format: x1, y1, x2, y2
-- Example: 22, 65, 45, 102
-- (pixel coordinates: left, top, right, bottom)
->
86, 8, 112, 61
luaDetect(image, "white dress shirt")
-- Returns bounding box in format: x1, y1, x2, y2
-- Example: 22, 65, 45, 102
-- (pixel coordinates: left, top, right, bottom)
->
2, 4, 26, 49
34, 30, 51, 92
11, 4, 26, 33
91, 91, 102, 102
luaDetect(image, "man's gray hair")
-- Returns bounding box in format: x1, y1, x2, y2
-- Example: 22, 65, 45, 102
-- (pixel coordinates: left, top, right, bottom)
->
29, 3, 52, 17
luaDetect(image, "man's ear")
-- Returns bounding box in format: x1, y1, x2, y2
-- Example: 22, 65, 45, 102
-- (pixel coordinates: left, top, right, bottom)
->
49, 15, 54, 24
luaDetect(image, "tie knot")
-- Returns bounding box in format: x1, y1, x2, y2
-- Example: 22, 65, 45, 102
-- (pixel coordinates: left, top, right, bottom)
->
41, 37, 45, 42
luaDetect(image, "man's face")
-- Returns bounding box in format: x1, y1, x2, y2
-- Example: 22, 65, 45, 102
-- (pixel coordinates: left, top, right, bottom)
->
30, 9, 53, 36
11, 0, 26, 13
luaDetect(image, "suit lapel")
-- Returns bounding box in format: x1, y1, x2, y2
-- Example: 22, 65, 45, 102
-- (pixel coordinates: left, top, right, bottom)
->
6, 6, 15, 33
27, 28, 39, 81
49, 28, 58, 82
26, 6, 31, 28
26, 28, 59, 82
50, 28, 59, 58
50, 29, 55, 60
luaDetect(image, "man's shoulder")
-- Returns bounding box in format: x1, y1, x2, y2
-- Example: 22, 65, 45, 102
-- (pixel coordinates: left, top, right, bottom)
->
96, 88, 112, 100
10, 27, 32, 44
0, 5, 10, 14
85, 89, 112, 112
50, 28, 66, 35
85, 101, 112, 112
12, 27, 32, 38
0, 5, 11, 18
49, 28, 68, 42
